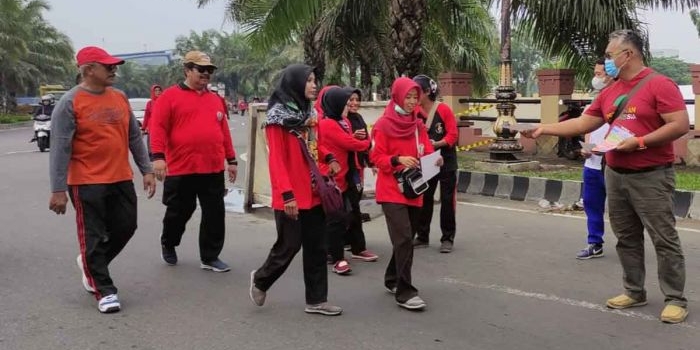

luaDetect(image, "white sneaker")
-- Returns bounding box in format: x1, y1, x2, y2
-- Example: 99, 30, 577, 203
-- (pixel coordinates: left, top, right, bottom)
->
76, 255, 95, 294
397, 296, 426, 310
98, 294, 121, 313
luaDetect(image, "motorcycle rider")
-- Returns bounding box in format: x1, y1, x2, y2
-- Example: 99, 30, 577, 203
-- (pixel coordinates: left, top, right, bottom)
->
30, 95, 55, 142
33, 94, 55, 119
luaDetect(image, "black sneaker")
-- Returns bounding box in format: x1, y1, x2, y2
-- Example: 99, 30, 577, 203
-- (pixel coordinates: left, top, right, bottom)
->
201, 259, 231, 272
161, 245, 177, 266
576, 244, 603, 260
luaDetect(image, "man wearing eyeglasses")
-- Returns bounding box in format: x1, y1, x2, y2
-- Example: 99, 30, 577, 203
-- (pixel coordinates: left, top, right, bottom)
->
521, 30, 689, 324
149, 51, 237, 273
49, 46, 157, 313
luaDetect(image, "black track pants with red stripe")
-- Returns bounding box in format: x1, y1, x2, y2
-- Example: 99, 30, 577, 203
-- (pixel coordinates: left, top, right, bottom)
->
69, 181, 137, 299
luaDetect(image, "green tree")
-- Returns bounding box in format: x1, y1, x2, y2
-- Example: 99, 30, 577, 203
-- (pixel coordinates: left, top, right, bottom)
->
506, 0, 699, 83
650, 56, 692, 85
0, 0, 74, 112
690, 9, 700, 37
196, 0, 496, 95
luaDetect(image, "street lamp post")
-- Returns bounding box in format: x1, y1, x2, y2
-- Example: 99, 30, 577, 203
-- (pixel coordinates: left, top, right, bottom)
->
487, 0, 524, 162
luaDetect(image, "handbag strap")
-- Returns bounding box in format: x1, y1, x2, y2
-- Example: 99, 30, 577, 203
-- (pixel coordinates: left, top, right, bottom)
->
289, 129, 325, 182
607, 72, 658, 125
425, 102, 439, 129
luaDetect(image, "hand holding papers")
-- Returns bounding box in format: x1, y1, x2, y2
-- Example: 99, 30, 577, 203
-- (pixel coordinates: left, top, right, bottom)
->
420, 150, 442, 181
591, 125, 635, 153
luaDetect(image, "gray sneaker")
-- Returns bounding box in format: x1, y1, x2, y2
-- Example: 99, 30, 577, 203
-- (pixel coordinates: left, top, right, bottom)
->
200, 259, 230, 272
304, 302, 343, 316
413, 238, 429, 248
249, 270, 266, 306
439, 241, 453, 253
397, 296, 426, 311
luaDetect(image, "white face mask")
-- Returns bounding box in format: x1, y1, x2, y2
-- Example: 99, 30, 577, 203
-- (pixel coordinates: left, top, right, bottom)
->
591, 76, 607, 91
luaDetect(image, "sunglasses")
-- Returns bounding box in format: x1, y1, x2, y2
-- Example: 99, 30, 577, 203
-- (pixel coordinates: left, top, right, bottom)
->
94, 63, 117, 72
192, 65, 215, 74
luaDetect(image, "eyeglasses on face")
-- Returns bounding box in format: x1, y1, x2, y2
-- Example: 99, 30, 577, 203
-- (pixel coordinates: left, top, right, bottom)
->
604, 49, 629, 60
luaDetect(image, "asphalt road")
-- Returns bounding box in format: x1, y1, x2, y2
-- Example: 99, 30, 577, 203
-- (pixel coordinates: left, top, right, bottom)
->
1, 120, 700, 350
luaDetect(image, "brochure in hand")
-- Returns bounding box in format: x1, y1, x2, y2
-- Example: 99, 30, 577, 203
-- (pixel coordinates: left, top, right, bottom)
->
591, 125, 635, 153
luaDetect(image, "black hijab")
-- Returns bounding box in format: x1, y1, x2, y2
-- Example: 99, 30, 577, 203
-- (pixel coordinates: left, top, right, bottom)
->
268, 64, 314, 113
321, 87, 356, 121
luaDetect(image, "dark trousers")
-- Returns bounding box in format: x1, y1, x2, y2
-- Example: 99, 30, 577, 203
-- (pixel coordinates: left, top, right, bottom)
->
253, 205, 328, 305
69, 181, 137, 300
382, 203, 421, 303
161, 172, 225, 262
582, 167, 606, 244
326, 186, 367, 262
416, 170, 457, 243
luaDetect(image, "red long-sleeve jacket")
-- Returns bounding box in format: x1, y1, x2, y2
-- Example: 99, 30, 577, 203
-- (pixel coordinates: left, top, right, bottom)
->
318, 117, 370, 192
149, 83, 236, 175
370, 125, 434, 207
266, 124, 322, 210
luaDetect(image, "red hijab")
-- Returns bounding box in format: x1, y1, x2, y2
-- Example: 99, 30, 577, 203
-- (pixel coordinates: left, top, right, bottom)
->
373, 77, 424, 138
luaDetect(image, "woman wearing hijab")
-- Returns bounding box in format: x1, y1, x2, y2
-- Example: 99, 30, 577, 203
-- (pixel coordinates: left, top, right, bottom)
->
249, 64, 343, 316
141, 84, 162, 159
345, 90, 374, 223
318, 86, 379, 276
371, 77, 442, 311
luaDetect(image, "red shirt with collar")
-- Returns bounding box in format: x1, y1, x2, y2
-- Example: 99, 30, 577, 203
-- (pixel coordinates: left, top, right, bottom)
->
149, 83, 236, 175
585, 68, 686, 169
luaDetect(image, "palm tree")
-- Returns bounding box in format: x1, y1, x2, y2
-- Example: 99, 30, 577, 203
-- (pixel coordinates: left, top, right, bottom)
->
691, 9, 700, 37
0, 0, 74, 112
196, 0, 496, 94
501, 0, 699, 79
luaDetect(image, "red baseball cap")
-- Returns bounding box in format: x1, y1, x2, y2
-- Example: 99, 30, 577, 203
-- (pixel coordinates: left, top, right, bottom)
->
76, 46, 125, 67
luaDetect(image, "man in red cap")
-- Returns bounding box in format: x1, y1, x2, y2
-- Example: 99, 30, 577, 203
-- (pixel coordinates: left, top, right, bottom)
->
49, 46, 156, 314
149, 51, 237, 273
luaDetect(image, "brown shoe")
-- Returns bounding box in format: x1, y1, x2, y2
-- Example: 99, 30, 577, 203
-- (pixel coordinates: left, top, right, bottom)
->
660, 304, 688, 324
605, 294, 647, 309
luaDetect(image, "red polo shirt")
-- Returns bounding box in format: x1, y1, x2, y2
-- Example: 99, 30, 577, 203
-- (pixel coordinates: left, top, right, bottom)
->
149, 83, 236, 175
585, 68, 686, 169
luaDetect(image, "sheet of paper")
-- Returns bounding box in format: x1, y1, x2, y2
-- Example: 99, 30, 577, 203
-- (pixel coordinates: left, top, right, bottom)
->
504, 123, 539, 132
579, 141, 596, 153
420, 149, 442, 181
591, 125, 635, 153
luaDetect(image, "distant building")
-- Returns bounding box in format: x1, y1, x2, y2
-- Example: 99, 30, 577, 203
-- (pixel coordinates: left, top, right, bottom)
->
114, 50, 176, 66
651, 49, 680, 58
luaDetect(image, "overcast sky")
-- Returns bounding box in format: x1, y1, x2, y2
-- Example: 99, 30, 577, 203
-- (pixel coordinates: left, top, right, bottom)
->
44, 0, 700, 63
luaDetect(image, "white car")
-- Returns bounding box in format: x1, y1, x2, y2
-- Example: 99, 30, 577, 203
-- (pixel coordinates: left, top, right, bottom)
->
128, 98, 150, 128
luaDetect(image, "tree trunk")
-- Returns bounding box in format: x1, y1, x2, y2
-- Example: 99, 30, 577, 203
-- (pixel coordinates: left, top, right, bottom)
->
348, 59, 358, 88
389, 0, 427, 77
303, 24, 326, 84
358, 56, 373, 100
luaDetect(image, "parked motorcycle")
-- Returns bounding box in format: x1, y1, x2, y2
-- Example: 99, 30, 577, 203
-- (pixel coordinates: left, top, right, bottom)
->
556, 102, 584, 160
30, 114, 51, 152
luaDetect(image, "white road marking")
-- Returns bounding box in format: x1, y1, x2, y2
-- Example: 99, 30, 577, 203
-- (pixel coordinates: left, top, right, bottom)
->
440, 277, 698, 329
457, 201, 700, 234
3, 150, 37, 155
239, 153, 247, 162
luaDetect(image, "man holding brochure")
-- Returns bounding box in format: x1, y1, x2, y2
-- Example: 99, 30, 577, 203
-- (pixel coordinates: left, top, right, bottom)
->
520, 29, 690, 324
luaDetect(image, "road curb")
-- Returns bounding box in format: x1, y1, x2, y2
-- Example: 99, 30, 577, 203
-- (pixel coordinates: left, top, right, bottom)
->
0, 121, 33, 130
457, 170, 700, 220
